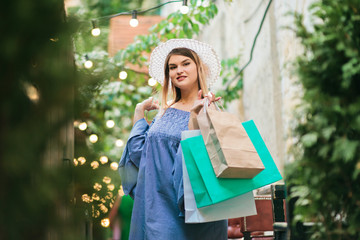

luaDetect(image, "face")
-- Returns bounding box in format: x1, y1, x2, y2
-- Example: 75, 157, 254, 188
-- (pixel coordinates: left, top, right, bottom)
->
168, 54, 198, 90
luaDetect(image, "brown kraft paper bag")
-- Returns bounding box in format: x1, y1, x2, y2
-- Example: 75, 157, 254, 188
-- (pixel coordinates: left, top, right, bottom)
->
195, 104, 265, 178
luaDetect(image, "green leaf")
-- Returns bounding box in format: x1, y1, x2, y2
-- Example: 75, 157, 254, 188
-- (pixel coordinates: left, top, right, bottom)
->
301, 132, 318, 147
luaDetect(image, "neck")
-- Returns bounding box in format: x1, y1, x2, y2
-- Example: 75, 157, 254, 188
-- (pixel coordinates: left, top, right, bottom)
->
179, 88, 198, 105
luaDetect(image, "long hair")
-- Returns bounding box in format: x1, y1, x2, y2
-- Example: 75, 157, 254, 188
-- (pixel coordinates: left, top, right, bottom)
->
161, 48, 209, 111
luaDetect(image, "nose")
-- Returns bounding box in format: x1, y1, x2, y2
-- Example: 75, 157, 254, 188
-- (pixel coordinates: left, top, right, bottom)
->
176, 65, 183, 74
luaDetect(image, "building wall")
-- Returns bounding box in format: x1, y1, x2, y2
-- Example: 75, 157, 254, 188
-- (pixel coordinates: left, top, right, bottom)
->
196, 0, 314, 176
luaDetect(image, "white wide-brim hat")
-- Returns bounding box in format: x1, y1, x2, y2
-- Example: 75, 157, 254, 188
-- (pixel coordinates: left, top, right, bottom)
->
149, 38, 221, 88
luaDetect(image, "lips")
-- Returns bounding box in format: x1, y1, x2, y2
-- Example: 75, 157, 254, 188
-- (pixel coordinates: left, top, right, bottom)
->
177, 76, 187, 81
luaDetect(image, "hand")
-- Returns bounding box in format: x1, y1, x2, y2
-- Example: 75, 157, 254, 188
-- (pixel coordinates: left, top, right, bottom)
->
136, 97, 159, 112
190, 90, 222, 114
204, 91, 222, 105
134, 97, 159, 124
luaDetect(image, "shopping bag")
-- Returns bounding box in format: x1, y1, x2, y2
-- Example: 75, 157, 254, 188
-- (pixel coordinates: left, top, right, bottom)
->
181, 120, 282, 208
197, 102, 265, 178
181, 130, 257, 223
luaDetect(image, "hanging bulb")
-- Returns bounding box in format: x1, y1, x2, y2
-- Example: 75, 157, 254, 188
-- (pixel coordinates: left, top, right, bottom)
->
100, 156, 108, 164
110, 162, 118, 171
78, 122, 87, 131
101, 218, 110, 228
84, 54, 93, 69
91, 28, 101, 36
180, 0, 189, 14
106, 120, 115, 128
129, 10, 139, 27
91, 20, 101, 36
148, 78, 157, 87
89, 134, 98, 143
119, 70, 128, 80
115, 139, 124, 147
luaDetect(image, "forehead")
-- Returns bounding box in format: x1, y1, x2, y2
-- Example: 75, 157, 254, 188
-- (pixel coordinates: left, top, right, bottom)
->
168, 54, 193, 65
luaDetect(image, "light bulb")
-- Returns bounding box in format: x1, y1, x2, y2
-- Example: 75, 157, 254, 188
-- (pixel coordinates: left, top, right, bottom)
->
84, 60, 93, 69
93, 183, 102, 191
129, 18, 139, 27
106, 120, 115, 128
110, 162, 118, 170
100, 156, 108, 164
91, 28, 101, 36
78, 157, 86, 165
89, 134, 98, 143
91, 161, 99, 169
115, 139, 124, 147
103, 176, 111, 184
148, 78, 157, 86
107, 184, 115, 191
119, 71, 128, 80
101, 218, 110, 228
180, 5, 189, 14
78, 122, 87, 131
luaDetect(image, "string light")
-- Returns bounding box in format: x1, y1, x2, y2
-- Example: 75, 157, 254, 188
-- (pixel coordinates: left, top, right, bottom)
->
91, 161, 99, 169
23, 82, 40, 103
82, 194, 91, 203
115, 139, 124, 147
103, 176, 111, 184
84, 54, 93, 69
91, 20, 101, 37
92, 193, 100, 201
148, 78, 157, 86
93, 183, 102, 191
106, 120, 115, 128
180, 0, 189, 14
110, 162, 118, 170
107, 184, 115, 191
119, 70, 128, 80
89, 134, 98, 143
100, 156, 109, 164
78, 122, 87, 131
78, 157, 86, 165
129, 10, 139, 27
101, 218, 110, 228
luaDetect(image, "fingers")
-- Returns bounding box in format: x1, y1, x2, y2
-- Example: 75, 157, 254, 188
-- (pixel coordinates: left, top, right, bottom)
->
142, 97, 159, 111
203, 91, 222, 106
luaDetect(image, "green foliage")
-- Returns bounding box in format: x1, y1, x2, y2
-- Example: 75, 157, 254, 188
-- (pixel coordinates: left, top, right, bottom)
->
286, 0, 360, 239
216, 55, 243, 108
0, 1, 85, 239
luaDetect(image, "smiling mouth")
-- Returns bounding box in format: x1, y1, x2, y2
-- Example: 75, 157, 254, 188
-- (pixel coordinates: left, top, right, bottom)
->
177, 76, 186, 81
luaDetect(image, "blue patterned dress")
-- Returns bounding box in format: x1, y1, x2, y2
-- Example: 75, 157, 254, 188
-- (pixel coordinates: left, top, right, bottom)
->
119, 108, 227, 240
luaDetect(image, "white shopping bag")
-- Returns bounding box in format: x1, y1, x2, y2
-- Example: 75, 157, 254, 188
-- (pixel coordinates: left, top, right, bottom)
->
181, 130, 257, 223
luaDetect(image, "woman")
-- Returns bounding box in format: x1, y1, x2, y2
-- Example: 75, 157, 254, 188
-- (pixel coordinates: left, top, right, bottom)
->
119, 39, 227, 240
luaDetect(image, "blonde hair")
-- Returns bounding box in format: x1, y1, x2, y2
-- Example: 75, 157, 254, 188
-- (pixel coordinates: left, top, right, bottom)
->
161, 48, 209, 111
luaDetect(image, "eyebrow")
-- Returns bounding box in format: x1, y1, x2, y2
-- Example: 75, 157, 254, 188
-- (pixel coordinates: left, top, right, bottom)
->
168, 59, 191, 66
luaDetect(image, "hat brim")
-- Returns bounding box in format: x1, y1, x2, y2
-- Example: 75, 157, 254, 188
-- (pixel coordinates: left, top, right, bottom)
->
149, 39, 221, 88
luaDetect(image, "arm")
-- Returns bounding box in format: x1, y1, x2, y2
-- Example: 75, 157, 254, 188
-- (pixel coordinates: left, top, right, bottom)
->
118, 118, 151, 198
119, 97, 159, 198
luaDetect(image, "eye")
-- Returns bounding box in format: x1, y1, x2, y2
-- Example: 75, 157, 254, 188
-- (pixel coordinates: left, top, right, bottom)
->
183, 62, 190, 66
169, 66, 176, 70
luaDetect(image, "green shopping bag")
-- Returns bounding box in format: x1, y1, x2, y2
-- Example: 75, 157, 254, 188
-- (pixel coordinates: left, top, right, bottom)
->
181, 120, 282, 208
